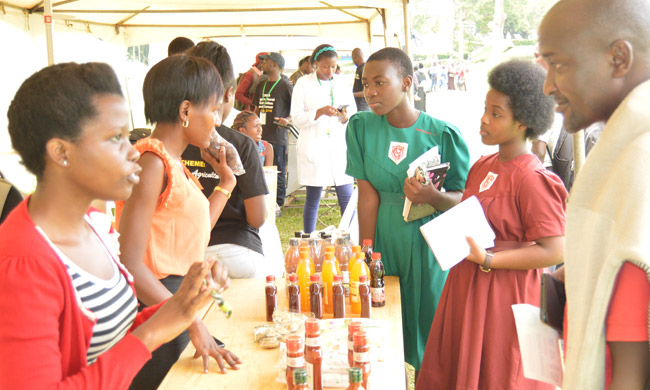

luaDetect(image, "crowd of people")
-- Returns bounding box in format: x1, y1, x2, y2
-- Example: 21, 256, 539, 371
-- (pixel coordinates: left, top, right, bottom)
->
0, 0, 649, 389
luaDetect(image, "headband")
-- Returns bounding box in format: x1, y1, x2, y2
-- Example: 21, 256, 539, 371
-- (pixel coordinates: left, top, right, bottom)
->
314, 46, 336, 61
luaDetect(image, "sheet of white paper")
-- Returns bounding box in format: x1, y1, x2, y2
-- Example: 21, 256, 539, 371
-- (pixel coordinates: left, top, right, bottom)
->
511, 304, 564, 387
407, 146, 439, 176
419, 195, 495, 270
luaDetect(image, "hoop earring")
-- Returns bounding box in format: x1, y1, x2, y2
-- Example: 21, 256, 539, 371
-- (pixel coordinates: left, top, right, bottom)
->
182, 118, 189, 128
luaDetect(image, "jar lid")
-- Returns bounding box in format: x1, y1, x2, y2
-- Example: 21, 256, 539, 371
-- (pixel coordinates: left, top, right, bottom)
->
293, 367, 308, 384
266, 275, 275, 282
371, 252, 381, 260
305, 318, 320, 334
348, 367, 363, 383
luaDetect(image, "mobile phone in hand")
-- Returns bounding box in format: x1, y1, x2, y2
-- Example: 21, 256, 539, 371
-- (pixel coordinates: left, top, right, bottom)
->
337, 104, 349, 112
212, 335, 226, 348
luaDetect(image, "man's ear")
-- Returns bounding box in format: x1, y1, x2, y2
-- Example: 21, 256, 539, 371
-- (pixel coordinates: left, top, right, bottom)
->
402, 75, 413, 92
224, 86, 235, 103
610, 40, 633, 78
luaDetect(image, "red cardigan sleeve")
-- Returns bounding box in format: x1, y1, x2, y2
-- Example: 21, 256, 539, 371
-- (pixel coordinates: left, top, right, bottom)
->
235, 71, 254, 107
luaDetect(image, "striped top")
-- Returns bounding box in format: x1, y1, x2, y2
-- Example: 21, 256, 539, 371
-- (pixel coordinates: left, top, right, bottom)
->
37, 218, 138, 365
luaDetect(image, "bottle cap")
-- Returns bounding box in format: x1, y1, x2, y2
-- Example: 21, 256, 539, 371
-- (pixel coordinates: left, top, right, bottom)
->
348, 367, 363, 384
266, 275, 275, 282
359, 275, 369, 283
288, 273, 298, 282
293, 367, 308, 384
333, 274, 342, 283
348, 320, 363, 335
301, 233, 311, 238
289, 238, 300, 246
362, 239, 373, 247
325, 253, 334, 261
310, 274, 319, 282
286, 335, 303, 352
325, 245, 335, 254
353, 330, 368, 346
319, 231, 326, 237
295, 231, 304, 237
352, 245, 361, 253
371, 252, 381, 260
305, 318, 320, 334
323, 234, 331, 239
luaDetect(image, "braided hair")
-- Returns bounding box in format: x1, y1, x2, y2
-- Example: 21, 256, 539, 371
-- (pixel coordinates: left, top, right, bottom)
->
232, 110, 258, 132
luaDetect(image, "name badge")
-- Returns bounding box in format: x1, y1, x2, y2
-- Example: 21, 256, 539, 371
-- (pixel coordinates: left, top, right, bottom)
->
260, 113, 267, 125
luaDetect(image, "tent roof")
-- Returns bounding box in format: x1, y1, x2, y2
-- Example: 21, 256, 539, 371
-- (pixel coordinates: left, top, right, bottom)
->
5, 1, 402, 43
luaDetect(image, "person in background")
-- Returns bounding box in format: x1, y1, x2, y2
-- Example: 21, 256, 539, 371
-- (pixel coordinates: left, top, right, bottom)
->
291, 44, 357, 233
413, 65, 427, 112
182, 41, 269, 280
116, 55, 241, 390
351, 48, 370, 112
538, 0, 650, 388
346, 47, 470, 381
0, 171, 23, 224
232, 111, 273, 167
417, 59, 566, 390
252, 52, 293, 217
0, 61, 229, 390
235, 52, 267, 112
167, 36, 195, 56
289, 56, 313, 85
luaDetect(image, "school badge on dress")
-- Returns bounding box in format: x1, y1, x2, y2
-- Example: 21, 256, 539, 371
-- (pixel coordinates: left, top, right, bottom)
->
388, 141, 408, 165
479, 171, 498, 192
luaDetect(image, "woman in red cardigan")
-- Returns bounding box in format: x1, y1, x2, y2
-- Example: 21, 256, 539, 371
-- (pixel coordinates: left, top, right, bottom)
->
0, 62, 229, 390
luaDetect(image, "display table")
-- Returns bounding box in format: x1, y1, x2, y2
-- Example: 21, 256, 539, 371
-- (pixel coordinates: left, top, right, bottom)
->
159, 276, 406, 390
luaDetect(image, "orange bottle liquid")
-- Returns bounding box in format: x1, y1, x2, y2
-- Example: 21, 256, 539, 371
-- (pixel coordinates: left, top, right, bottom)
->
299, 247, 316, 274
325, 245, 340, 273
321, 252, 338, 314
297, 251, 313, 313
350, 253, 370, 314
349, 246, 362, 279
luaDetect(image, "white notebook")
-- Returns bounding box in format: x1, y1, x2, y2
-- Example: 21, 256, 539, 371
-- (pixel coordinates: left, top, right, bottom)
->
419, 195, 495, 271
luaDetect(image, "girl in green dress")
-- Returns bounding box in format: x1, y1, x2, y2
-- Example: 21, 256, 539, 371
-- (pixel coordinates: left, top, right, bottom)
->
345, 48, 470, 378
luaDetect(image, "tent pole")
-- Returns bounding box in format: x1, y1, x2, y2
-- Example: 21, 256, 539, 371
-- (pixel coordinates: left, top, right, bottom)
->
44, 0, 54, 65
402, 0, 410, 57
381, 8, 388, 47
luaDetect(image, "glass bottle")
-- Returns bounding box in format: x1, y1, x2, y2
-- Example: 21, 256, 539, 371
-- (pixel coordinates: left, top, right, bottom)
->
361, 239, 373, 267
265, 275, 277, 322
304, 318, 323, 390
297, 251, 313, 313
358, 275, 372, 318
324, 245, 339, 273
286, 335, 305, 390
350, 252, 370, 314
293, 367, 309, 390
285, 238, 301, 275
348, 321, 363, 367
321, 252, 338, 314
310, 238, 323, 275
353, 330, 371, 390
335, 237, 352, 297
369, 252, 385, 308
309, 274, 323, 319
347, 367, 366, 390
287, 273, 301, 313
332, 274, 345, 319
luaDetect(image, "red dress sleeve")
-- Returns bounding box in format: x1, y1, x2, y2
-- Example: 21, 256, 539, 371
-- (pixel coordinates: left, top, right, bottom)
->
606, 262, 650, 342
517, 169, 568, 241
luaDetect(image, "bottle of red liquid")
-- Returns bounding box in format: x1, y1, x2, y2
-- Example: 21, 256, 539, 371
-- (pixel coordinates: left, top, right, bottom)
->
353, 330, 371, 390
305, 318, 323, 390
368, 252, 385, 308
285, 238, 301, 275
265, 275, 277, 322
361, 239, 373, 267
358, 275, 372, 318
332, 274, 345, 318
286, 335, 305, 390
348, 321, 363, 367
293, 367, 309, 390
347, 367, 365, 390
309, 274, 323, 319
287, 273, 301, 313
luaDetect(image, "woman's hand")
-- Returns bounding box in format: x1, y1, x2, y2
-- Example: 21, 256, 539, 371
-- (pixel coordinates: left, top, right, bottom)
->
464, 236, 488, 266
201, 146, 236, 192
188, 319, 242, 373
403, 176, 440, 206
315, 105, 339, 120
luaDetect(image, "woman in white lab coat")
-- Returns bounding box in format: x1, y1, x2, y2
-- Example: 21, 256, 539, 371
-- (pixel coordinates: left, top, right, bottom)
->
291, 44, 357, 233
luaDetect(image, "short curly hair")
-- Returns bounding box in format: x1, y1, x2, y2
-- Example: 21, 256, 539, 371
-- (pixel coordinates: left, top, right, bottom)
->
487, 60, 555, 140
7, 62, 123, 178
367, 47, 413, 79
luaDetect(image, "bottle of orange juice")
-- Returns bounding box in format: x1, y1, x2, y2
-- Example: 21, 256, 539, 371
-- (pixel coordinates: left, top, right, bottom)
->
350, 252, 370, 314
349, 245, 362, 275
321, 252, 339, 314
299, 247, 316, 274
296, 251, 313, 313
324, 245, 340, 273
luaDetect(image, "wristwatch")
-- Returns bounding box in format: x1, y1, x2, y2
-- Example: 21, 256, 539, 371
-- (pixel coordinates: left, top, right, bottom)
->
480, 250, 494, 272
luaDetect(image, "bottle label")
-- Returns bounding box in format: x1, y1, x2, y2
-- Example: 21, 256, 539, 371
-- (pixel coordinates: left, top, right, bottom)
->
305, 336, 321, 347
348, 340, 354, 351
342, 271, 350, 285
287, 356, 305, 368
306, 361, 314, 390
354, 351, 370, 363
350, 281, 360, 303
371, 287, 385, 303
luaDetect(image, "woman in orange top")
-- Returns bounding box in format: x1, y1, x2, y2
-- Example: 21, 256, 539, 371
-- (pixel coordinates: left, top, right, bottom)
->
116, 54, 241, 389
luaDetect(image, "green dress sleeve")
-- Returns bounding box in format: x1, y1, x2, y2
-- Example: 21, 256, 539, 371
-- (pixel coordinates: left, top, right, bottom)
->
345, 113, 369, 181
440, 124, 470, 191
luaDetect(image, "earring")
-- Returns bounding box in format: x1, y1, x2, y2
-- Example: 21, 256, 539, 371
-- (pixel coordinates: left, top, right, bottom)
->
62, 159, 68, 166
182, 118, 189, 128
